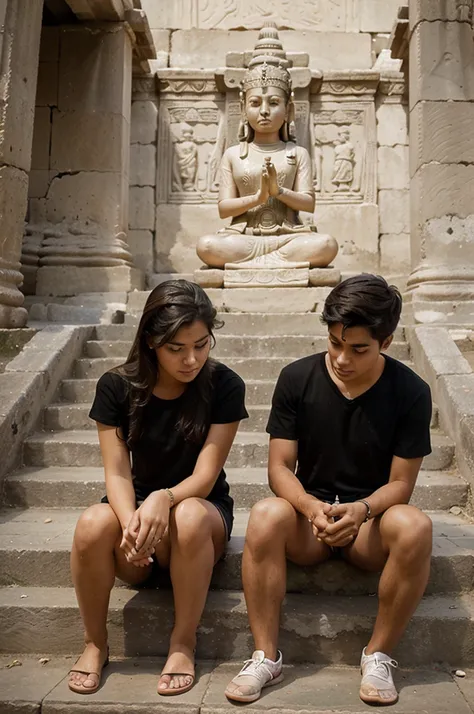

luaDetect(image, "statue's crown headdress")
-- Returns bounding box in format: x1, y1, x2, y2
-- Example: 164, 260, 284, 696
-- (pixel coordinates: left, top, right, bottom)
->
242, 23, 292, 95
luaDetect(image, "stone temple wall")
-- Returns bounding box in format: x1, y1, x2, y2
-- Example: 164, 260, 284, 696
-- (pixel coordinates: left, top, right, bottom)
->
124, 0, 410, 283
24, 1, 410, 288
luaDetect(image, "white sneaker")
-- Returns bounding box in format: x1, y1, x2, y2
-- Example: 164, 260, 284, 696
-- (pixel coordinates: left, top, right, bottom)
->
360, 647, 398, 705
225, 650, 284, 703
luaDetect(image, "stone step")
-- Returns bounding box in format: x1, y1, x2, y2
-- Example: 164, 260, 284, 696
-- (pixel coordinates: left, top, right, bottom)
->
23, 430, 269, 469
1, 585, 473, 665
22, 429, 456, 471
3, 466, 466, 512
60, 377, 285, 405
74, 355, 414, 382
0, 509, 472, 597
84, 337, 410, 360
94, 317, 406, 340
59, 378, 441, 430
58, 377, 289, 406
44, 403, 270, 432
1, 657, 470, 714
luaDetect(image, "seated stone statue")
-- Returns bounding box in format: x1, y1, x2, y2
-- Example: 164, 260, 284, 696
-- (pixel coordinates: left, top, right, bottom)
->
196, 26, 338, 270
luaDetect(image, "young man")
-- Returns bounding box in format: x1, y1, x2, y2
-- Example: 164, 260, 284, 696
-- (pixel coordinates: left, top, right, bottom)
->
225, 274, 433, 707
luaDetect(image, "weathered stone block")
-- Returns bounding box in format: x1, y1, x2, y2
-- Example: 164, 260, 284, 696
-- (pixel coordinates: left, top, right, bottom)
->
410, 102, 474, 176
0, 167, 29, 263
195, 268, 225, 288
30, 172, 124, 231
130, 144, 156, 186
206, 287, 330, 313
149, 29, 170, 69
127, 229, 154, 272
378, 146, 409, 189
130, 187, 155, 230
360, 0, 401, 32
379, 190, 409, 234
28, 170, 51, 199
31, 107, 52, 171
409, 21, 474, 109
380, 233, 410, 272
171, 30, 372, 70
0, 0, 43, 173
309, 268, 341, 287
36, 266, 144, 296
316, 203, 379, 271
35, 61, 59, 107
50, 111, 127, 173
58, 25, 132, 118
409, 325, 471, 389
411, 165, 474, 224
131, 100, 158, 144
410, 0, 474, 29
376, 103, 408, 146
155, 204, 225, 273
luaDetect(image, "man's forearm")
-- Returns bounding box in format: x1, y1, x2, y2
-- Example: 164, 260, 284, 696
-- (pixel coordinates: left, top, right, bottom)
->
269, 465, 322, 518
361, 480, 413, 520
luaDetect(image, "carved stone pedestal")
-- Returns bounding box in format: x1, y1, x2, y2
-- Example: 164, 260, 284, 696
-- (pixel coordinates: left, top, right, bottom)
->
195, 266, 340, 289
225, 268, 310, 289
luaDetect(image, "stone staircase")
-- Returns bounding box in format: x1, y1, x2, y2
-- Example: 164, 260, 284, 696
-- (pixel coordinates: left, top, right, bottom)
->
1, 311, 474, 671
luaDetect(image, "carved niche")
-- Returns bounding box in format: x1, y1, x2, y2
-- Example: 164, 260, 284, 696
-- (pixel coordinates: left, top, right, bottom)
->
310, 73, 378, 205
156, 72, 225, 204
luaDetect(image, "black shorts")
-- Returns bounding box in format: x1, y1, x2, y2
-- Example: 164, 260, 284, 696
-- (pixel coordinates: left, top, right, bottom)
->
100, 490, 234, 541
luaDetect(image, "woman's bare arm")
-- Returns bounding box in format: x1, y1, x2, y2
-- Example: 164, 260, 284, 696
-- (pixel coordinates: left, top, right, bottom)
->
169, 421, 240, 504
97, 423, 136, 530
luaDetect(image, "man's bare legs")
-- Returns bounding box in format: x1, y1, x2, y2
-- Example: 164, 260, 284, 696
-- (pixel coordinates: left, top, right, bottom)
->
343, 503, 432, 655
241, 497, 331, 661
240, 498, 431, 662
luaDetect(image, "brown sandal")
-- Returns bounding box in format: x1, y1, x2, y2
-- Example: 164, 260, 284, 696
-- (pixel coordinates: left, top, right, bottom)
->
157, 672, 195, 696
68, 649, 110, 695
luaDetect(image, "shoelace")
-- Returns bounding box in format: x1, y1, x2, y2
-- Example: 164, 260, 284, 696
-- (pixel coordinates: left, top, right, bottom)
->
364, 656, 398, 684
236, 657, 272, 682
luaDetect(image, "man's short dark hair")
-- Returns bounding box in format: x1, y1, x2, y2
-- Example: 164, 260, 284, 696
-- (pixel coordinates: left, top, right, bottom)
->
321, 274, 402, 343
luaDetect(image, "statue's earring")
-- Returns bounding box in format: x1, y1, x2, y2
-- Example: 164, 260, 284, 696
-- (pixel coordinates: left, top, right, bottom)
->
287, 97, 296, 142
238, 88, 250, 159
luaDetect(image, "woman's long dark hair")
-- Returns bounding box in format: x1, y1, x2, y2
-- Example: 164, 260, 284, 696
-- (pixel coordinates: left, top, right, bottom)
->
114, 279, 223, 447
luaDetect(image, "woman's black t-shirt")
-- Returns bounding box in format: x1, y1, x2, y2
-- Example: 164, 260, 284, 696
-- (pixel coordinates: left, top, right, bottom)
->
266, 352, 432, 503
89, 361, 248, 509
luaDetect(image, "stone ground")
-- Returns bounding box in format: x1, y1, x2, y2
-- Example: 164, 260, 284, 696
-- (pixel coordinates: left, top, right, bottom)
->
0, 328, 36, 373
1, 656, 474, 713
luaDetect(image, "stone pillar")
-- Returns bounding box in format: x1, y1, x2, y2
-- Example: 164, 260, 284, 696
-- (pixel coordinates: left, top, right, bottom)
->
30, 23, 142, 296
0, 0, 43, 326
406, 0, 474, 323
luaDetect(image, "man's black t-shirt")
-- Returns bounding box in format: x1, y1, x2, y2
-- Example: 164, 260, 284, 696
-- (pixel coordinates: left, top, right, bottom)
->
266, 353, 432, 503
89, 361, 248, 509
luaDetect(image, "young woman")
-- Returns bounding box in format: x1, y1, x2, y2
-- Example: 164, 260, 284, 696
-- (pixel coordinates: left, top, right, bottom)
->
68, 279, 248, 696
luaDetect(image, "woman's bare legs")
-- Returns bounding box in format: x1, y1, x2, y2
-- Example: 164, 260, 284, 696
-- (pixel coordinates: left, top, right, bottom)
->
70, 498, 226, 693
157, 497, 226, 692
69, 503, 151, 691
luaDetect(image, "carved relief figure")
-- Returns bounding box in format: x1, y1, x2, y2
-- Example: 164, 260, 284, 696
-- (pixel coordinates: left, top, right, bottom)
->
196, 24, 338, 270
172, 128, 198, 192
456, 0, 472, 21
331, 128, 355, 192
